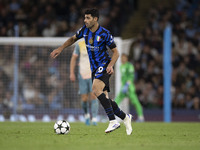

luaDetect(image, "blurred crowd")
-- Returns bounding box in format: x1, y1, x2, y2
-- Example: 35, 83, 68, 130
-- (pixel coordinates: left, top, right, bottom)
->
0, 0, 200, 116
0, 45, 81, 116
0, 0, 133, 116
129, 0, 200, 110
0, 0, 133, 37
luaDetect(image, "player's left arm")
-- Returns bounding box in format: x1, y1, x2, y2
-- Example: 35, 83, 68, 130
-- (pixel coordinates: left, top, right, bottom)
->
106, 47, 119, 74
105, 32, 119, 74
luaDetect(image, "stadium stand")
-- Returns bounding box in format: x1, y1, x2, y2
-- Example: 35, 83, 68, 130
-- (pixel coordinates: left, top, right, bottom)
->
0, 0, 199, 122
0, 0, 133, 37
129, 0, 200, 110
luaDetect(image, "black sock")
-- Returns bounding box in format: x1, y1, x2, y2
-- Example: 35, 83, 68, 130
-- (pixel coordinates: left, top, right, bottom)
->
109, 99, 126, 120
97, 93, 115, 121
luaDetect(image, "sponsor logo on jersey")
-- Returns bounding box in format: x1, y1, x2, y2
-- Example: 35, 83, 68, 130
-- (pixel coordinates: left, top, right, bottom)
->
86, 45, 99, 51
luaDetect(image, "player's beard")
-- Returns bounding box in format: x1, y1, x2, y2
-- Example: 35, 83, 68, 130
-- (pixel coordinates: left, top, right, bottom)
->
87, 23, 94, 29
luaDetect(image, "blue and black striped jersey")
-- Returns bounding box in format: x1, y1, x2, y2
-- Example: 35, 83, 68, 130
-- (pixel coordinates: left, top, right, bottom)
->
76, 25, 116, 72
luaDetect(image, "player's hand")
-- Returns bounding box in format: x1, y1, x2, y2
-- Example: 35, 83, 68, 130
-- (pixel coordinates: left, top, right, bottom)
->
122, 83, 129, 94
70, 73, 76, 82
106, 65, 114, 74
50, 47, 63, 59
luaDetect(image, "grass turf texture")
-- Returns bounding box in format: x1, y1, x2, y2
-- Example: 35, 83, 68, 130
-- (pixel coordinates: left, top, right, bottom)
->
0, 122, 200, 150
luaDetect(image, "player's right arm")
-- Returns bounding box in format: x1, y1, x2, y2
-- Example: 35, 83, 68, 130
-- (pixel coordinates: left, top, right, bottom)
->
70, 54, 78, 82
50, 25, 85, 59
70, 43, 80, 82
126, 64, 134, 83
50, 35, 78, 59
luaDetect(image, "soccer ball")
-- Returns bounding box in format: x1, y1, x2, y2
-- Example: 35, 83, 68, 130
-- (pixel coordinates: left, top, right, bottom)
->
54, 120, 70, 134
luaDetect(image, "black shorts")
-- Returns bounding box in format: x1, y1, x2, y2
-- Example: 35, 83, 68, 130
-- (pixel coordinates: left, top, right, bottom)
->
92, 65, 111, 92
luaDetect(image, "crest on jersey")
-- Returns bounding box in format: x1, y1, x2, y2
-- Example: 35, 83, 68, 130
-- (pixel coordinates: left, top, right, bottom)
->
89, 38, 93, 44
96, 36, 101, 42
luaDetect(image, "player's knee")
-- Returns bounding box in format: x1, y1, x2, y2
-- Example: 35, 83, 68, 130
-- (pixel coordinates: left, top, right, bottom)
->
92, 85, 101, 97
81, 94, 88, 102
92, 85, 98, 95
90, 92, 96, 100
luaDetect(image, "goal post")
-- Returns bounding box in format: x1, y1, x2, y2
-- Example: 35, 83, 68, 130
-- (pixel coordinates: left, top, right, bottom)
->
0, 37, 129, 122
114, 38, 130, 115
163, 26, 172, 123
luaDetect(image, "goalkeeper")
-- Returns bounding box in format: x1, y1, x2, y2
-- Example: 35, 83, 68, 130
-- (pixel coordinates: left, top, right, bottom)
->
115, 53, 144, 122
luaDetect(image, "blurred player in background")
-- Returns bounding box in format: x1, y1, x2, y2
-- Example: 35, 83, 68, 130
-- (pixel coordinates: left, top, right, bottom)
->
115, 53, 144, 122
70, 40, 99, 126
50, 8, 132, 135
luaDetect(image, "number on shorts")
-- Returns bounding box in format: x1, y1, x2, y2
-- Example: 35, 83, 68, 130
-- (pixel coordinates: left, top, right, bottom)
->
98, 66, 103, 73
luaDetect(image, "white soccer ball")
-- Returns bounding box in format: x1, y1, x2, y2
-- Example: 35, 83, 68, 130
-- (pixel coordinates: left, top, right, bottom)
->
54, 120, 70, 134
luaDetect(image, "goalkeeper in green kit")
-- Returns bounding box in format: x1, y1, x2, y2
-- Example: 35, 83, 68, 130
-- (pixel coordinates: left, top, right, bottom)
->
115, 53, 145, 122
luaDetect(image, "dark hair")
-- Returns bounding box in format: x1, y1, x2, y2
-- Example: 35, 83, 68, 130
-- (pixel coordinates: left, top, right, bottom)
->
85, 8, 99, 20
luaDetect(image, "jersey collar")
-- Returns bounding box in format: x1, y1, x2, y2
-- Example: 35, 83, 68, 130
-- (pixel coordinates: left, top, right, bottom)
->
91, 24, 100, 34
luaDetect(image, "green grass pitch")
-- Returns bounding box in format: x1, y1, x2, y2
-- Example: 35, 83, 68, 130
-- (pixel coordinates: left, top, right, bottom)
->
0, 122, 200, 150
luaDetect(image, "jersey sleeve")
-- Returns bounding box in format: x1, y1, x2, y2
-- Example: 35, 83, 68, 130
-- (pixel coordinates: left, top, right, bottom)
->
76, 25, 86, 40
73, 44, 80, 56
105, 32, 116, 49
127, 64, 134, 82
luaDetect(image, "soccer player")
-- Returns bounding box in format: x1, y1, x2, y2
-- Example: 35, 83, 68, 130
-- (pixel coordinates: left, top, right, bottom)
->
50, 8, 132, 135
70, 40, 99, 126
115, 53, 145, 122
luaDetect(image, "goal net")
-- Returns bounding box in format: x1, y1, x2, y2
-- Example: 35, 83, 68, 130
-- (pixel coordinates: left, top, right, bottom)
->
0, 37, 131, 122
